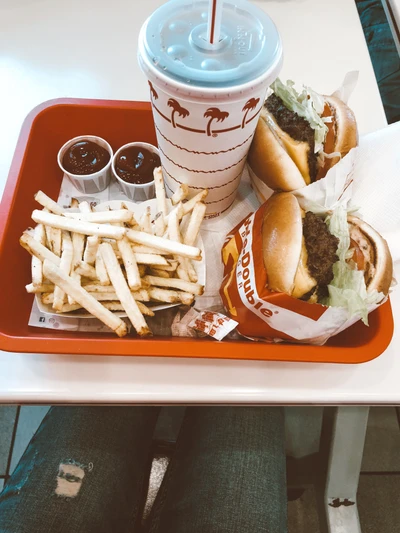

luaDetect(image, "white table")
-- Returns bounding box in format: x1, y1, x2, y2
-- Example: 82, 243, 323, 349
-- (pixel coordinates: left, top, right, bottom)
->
0, 0, 393, 406
0, 1, 396, 532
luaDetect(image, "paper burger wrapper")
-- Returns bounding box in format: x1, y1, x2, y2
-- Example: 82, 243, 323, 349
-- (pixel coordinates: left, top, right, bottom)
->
220, 202, 383, 345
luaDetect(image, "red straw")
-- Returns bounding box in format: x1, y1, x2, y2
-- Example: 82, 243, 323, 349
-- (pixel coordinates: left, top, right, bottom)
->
207, 0, 223, 45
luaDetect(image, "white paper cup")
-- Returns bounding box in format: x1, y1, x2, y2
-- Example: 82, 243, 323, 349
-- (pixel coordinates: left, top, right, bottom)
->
58, 135, 113, 194
138, 0, 282, 218
144, 83, 271, 218
111, 142, 158, 202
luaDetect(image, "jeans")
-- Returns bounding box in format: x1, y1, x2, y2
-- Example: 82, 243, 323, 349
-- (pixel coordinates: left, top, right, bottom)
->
0, 407, 287, 533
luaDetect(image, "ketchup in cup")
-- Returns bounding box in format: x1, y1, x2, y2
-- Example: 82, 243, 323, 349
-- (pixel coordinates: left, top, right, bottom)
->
57, 135, 113, 194
114, 146, 161, 184
111, 142, 160, 202
62, 140, 110, 176
138, 0, 282, 218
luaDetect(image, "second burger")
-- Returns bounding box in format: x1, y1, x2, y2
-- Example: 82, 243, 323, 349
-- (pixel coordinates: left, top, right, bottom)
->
247, 79, 358, 193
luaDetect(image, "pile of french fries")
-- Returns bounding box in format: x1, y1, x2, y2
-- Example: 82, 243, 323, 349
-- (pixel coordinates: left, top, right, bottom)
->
20, 168, 207, 337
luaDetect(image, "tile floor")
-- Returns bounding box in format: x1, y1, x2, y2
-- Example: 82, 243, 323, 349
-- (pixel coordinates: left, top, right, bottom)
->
0, 406, 399, 532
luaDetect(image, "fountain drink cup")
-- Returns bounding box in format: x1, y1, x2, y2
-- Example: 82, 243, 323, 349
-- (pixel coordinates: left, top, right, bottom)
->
138, 0, 282, 218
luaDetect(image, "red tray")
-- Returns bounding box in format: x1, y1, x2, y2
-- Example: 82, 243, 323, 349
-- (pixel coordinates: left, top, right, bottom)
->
0, 98, 394, 362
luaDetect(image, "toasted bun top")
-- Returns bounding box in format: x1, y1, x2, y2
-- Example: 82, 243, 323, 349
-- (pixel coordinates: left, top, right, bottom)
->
347, 215, 393, 295
247, 108, 309, 192
262, 193, 303, 294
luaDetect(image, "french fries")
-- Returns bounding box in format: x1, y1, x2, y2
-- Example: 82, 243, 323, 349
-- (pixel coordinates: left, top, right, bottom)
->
43, 289, 149, 304
126, 229, 202, 260
26, 282, 54, 293
35, 191, 64, 215
31, 224, 46, 287
104, 300, 154, 317
138, 264, 147, 278
53, 231, 73, 311
156, 260, 178, 272
153, 211, 166, 237
83, 236, 99, 265
76, 261, 98, 280
181, 203, 206, 283
21, 187, 207, 337
171, 183, 189, 205
43, 260, 127, 337
95, 250, 110, 286
183, 202, 207, 246
82, 285, 150, 301
20, 232, 61, 266
117, 238, 141, 291
46, 218, 62, 258
32, 210, 126, 239
64, 210, 134, 225
182, 190, 208, 216
143, 275, 204, 296
168, 206, 190, 282
56, 300, 154, 317
148, 287, 182, 303
134, 253, 168, 266
154, 167, 168, 219
131, 244, 169, 255
100, 242, 151, 336
148, 268, 170, 279
139, 207, 152, 234
71, 233, 85, 268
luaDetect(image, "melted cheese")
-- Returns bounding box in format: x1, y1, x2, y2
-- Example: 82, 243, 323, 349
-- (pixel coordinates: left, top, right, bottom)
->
265, 112, 311, 185
292, 239, 317, 298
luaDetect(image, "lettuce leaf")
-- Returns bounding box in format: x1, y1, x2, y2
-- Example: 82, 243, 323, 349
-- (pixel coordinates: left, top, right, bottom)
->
270, 78, 329, 153
323, 205, 384, 324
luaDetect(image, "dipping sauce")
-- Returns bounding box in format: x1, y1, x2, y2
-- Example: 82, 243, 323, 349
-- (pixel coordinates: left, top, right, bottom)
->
62, 140, 111, 175
114, 146, 160, 184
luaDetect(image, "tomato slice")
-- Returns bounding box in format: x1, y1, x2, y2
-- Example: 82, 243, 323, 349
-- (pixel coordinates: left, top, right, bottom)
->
349, 238, 365, 271
315, 102, 336, 181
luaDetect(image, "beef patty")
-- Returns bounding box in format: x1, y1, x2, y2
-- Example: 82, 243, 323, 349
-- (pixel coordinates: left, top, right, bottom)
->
303, 212, 339, 298
265, 94, 318, 182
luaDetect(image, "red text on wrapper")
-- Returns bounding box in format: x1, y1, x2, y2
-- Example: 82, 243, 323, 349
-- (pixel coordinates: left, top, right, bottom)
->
236, 216, 274, 319
189, 311, 238, 341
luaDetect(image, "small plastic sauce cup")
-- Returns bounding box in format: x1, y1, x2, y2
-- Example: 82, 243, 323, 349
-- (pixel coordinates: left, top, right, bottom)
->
57, 135, 113, 194
112, 142, 159, 202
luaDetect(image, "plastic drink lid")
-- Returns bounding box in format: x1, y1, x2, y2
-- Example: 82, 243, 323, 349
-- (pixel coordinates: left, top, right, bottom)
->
139, 0, 282, 88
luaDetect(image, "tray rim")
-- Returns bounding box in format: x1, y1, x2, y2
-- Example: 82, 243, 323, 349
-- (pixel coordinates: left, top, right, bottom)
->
0, 97, 394, 363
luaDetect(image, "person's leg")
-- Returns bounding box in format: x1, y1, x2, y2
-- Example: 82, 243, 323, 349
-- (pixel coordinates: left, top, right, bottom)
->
0, 406, 160, 533
149, 407, 287, 533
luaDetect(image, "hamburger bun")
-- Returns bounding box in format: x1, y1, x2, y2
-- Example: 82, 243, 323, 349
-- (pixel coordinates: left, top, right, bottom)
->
247, 92, 358, 192
262, 192, 304, 294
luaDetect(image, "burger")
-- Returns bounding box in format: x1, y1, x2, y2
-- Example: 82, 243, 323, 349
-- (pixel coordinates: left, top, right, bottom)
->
248, 79, 358, 191
262, 193, 392, 321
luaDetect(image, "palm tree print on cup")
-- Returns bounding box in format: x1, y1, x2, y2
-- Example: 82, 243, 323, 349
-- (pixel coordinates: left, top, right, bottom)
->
204, 108, 230, 137
148, 81, 158, 100
241, 98, 260, 128
168, 99, 190, 128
